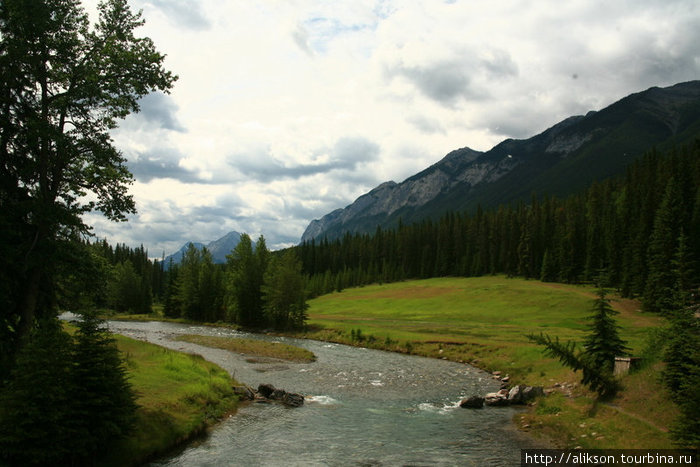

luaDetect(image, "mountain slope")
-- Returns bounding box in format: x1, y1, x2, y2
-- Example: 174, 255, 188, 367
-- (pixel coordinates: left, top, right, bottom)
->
302, 81, 700, 242
164, 231, 242, 266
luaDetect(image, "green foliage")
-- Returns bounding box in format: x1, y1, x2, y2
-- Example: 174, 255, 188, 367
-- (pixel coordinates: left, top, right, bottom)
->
262, 250, 308, 330
583, 288, 629, 372
660, 233, 700, 448
296, 143, 700, 314
71, 312, 138, 462
0, 0, 175, 374
528, 287, 626, 397
0, 321, 76, 466
0, 314, 137, 465
225, 234, 268, 327
108, 261, 148, 313
107, 334, 239, 465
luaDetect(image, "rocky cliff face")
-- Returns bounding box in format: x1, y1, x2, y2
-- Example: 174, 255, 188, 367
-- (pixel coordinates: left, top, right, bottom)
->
301, 81, 700, 243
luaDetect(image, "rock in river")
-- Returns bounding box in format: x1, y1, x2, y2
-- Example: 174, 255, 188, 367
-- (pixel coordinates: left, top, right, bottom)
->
460, 395, 485, 409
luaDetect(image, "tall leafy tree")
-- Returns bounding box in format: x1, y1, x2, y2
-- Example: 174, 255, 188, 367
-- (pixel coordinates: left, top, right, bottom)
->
0, 0, 176, 374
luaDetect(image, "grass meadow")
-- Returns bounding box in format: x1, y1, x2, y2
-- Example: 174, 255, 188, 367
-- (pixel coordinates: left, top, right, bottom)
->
301, 276, 677, 448
106, 335, 240, 466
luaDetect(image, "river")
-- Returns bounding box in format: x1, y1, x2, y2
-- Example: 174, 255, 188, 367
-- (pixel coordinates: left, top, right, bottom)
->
106, 320, 542, 466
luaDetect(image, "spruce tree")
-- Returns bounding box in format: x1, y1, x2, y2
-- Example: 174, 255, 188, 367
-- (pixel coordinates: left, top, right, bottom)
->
528, 286, 627, 397
583, 285, 629, 373
262, 250, 308, 330
0, 321, 76, 466
225, 234, 268, 327
645, 177, 684, 314
661, 232, 700, 447
71, 312, 137, 463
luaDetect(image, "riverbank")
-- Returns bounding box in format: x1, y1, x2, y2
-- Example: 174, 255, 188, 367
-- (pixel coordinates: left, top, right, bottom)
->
104, 276, 680, 450
104, 334, 241, 466
289, 276, 679, 449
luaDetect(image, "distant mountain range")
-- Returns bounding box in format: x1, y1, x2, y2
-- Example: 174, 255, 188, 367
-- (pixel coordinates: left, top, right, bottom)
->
301, 81, 700, 242
164, 231, 242, 266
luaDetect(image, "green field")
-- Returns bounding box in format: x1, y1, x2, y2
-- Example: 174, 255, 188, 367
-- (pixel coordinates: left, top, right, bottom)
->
302, 276, 677, 448
106, 335, 241, 466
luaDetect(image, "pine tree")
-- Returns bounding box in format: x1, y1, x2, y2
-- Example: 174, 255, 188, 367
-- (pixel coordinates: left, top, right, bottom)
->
225, 234, 267, 327
528, 286, 626, 397
645, 177, 684, 314
177, 243, 203, 320
71, 312, 137, 462
107, 260, 143, 313
0, 321, 77, 466
656, 231, 700, 446
540, 249, 558, 282
583, 286, 629, 373
262, 250, 308, 330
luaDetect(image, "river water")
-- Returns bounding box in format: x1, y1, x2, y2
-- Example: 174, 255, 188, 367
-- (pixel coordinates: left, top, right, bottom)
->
106, 320, 542, 466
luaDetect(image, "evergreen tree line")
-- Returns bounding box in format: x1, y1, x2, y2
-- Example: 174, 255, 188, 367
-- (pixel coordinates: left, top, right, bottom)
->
162, 234, 308, 330
297, 142, 700, 314
296, 142, 700, 447
56, 239, 164, 315
0, 313, 136, 466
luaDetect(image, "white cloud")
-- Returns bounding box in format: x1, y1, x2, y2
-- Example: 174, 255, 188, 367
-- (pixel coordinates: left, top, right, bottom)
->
81, 0, 700, 254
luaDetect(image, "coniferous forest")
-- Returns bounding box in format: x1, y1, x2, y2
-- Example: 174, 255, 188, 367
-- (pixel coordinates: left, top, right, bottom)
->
5, 0, 698, 462
76, 142, 700, 326
298, 142, 700, 315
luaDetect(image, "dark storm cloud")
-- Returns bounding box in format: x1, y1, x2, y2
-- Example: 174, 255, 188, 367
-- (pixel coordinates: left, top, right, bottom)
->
147, 0, 211, 31
128, 151, 199, 183
232, 137, 380, 181
137, 92, 186, 132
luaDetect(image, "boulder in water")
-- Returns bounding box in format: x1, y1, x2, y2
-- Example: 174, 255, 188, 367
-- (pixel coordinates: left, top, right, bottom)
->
507, 385, 524, 404
257, 383, 276, 399
256, 383, 304, 407
283, 392, 305, 407
484, 392, 509, 406
459, 395, 485, 408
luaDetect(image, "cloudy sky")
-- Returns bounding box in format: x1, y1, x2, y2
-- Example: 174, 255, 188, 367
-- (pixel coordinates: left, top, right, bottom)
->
83, 0, 700, 256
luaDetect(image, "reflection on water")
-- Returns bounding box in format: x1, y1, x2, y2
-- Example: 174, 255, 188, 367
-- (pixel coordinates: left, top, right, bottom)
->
105, 320, 541, 466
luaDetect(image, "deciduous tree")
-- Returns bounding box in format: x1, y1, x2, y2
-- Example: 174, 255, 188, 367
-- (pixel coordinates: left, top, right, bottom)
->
0, 0, 176, 375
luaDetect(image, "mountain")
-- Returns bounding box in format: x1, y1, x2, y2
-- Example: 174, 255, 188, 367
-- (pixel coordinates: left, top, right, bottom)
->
302, 81, 700, 242
163, 231, 242, 267
206, 231, 243, 263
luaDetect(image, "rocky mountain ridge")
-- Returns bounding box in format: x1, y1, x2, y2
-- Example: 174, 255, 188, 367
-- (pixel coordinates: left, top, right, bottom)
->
302, 81, 700, 242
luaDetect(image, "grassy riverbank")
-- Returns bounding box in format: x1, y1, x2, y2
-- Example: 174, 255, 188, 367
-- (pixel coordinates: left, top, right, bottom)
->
106, 335, 241, 466
175, 334, 316, 362
295, 276, 678, 449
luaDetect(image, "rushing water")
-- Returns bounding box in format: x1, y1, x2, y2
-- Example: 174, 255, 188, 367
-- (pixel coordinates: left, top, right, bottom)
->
106, 320, 543, 466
